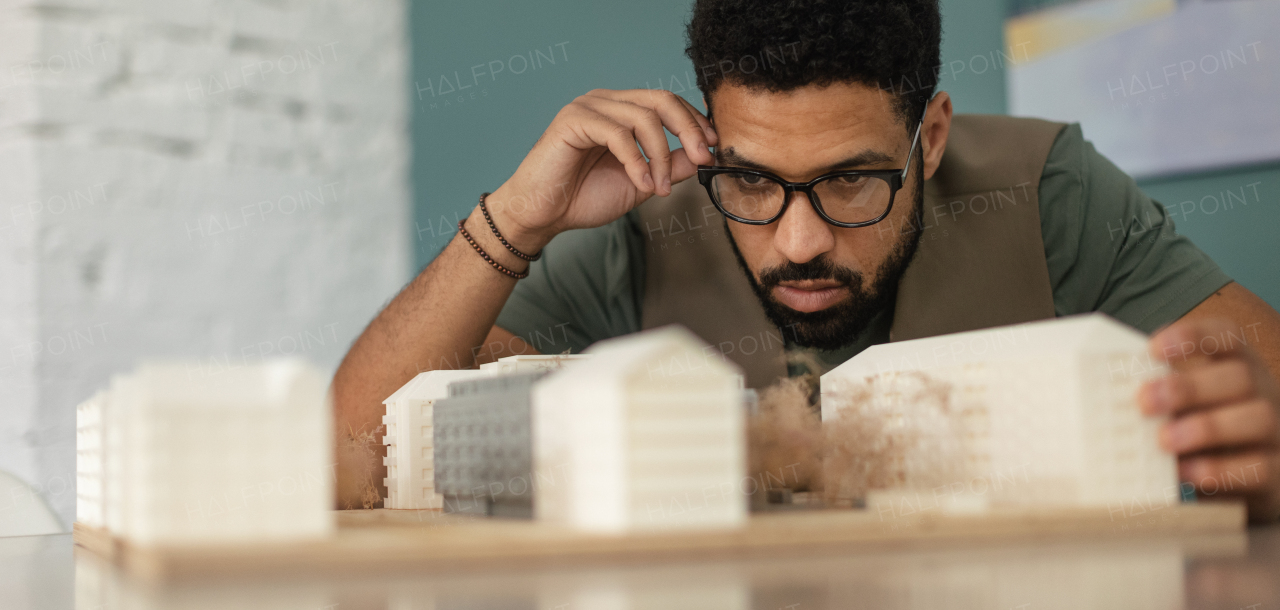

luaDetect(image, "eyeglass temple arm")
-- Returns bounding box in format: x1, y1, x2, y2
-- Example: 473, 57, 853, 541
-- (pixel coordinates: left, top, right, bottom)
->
900, 97, 932, 181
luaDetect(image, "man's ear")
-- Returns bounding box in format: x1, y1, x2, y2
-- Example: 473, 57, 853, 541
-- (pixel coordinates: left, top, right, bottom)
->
921, 92, 953, 181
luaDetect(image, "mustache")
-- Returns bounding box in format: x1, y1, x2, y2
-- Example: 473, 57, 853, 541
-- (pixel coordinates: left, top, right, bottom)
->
757, 256, 861, 288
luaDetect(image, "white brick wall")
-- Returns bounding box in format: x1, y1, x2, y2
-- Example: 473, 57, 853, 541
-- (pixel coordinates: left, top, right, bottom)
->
0, 0, 410, 527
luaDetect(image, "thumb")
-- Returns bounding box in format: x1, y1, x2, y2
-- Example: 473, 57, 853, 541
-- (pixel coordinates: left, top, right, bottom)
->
669, 147, 700, 185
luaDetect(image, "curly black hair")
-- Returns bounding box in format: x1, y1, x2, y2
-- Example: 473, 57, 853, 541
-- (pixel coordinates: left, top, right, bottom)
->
686, 0, 941, 129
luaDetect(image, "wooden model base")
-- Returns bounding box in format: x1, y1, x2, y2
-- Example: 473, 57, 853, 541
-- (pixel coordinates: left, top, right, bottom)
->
73, 502, 1247, 581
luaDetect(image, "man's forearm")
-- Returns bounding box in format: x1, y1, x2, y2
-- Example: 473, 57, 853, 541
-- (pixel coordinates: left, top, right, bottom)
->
327, 84, 714, 507
330, 203, 543, 507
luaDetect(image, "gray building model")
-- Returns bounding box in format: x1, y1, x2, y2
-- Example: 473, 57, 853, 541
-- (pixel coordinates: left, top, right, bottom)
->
433, 371, 546, 518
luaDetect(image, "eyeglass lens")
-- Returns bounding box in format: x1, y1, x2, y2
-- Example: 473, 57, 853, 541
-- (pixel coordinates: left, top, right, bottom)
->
708, 172, 893, 224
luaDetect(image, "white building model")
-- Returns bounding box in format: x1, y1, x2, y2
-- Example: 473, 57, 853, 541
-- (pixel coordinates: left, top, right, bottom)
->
533, 326, 747, 533
75, 391, 106, 530
381, 369, 490, 510
820, 314, 1178, 510
381, 356, 589, 510
76, 359, 334, 544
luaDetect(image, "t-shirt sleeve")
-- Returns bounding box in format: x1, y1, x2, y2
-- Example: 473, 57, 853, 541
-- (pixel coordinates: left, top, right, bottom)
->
1039, 123, 1233, 334
493, 211, 645, 354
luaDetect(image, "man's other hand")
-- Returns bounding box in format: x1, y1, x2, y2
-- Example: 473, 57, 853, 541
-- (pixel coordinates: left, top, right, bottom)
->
1140, 317, 1280, 522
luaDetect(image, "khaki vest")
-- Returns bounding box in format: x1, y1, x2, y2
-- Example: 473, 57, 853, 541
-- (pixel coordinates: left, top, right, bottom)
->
636, 114, 1067, 388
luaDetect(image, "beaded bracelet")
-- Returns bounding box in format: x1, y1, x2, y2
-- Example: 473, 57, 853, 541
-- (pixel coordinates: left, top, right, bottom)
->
478, 192, 542, 262
458, 217, 528, 280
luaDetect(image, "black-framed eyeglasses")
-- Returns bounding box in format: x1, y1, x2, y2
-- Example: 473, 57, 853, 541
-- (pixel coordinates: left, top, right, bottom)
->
697, 105, 926, 228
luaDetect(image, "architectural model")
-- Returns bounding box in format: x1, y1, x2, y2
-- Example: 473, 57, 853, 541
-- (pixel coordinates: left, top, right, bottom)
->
820, 314, 1178, 510
532, 325, 747, 533
433, 372, 549, 517
75, 391, 106, 530
380, 356, 588, 511
381, 369, 492, 510
77, 359, 334, 544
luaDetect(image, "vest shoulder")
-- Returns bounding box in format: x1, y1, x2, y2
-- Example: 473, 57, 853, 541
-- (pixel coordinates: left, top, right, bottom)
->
929, 114, 1069, 196
951, 113, 1067, 135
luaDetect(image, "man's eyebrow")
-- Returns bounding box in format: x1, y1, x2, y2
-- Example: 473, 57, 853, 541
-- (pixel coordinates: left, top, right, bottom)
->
716, 147, 897, 173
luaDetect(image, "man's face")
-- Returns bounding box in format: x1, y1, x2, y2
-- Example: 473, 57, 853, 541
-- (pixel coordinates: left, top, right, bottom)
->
709, 82, 926, 351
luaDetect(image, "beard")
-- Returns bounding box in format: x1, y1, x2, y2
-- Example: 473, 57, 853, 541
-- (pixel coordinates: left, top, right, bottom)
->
725, 172, 924, 352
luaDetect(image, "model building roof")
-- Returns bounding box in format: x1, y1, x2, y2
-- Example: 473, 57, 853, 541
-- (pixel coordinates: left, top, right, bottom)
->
826, 313, 1148, 379
542, 325, 741, 386
382, 369, 492, 404
479, 354, 591, 373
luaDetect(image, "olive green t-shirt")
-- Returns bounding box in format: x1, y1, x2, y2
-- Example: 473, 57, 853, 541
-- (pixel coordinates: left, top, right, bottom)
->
495, 124, 1232, 368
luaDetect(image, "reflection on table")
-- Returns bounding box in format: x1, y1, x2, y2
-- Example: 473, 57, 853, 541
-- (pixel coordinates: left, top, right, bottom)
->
22, 526, 1269, 610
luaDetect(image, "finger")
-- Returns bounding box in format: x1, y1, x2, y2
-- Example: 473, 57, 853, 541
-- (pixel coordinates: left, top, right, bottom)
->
582, 96, 675, 196
1139, 359, 1257, 415
1180, 451, 1273, 496
670, 93, 719, 148
1150, 318, 1258, 368
656, 94, 715, 166
669, 147, 698, 185
628, 148, 698, 208
592, 89, 716, 166
1159, 399, 1277, 454
589, 88, 715, 143
569, 106, 655, 194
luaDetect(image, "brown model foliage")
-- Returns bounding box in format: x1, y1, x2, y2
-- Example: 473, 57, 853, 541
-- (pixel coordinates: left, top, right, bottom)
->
746, 355, 970, 506
822, 371, 969, 505
747, 374, 824, 491
336, 423, 385, 510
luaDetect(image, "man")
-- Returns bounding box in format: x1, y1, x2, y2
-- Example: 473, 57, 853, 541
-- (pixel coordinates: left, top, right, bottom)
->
335, 0, 1280, 521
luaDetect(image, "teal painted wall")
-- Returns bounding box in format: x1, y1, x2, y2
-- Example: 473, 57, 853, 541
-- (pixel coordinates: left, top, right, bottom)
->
411, 0, 698, 265
1140, 166, 1278, 308
411, 0, 1277, 307
937, 0, 1011, 115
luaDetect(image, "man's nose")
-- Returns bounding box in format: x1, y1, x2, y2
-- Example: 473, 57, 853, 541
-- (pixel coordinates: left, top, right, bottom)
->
773, 191, 836, 264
